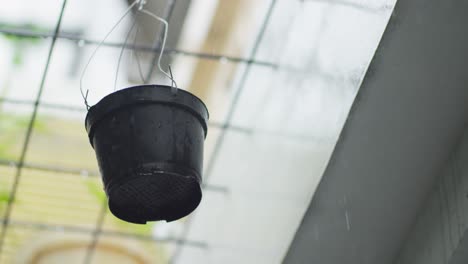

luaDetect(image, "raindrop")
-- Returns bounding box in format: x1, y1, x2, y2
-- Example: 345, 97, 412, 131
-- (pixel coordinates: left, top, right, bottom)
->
219, 56, 228, 64
345, 210, 351, 231
77, 39, 85, 47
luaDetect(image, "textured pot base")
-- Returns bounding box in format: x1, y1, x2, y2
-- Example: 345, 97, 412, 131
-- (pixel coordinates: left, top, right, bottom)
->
108, 172, 202, 224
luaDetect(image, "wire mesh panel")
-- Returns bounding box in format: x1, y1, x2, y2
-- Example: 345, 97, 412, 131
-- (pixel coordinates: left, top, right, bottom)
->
9, 169, 102, 228
0, 0, 239, 261
0, 0, 396, 263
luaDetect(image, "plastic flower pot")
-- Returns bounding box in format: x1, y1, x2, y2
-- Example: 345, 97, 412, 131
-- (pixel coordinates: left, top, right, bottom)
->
85, 85, 209, 224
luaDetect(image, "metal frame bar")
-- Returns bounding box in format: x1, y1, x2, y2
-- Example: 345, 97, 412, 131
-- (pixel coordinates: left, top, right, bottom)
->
144, 0, 178, 83
202, 0, 278, 183
0, 96, 330, 141
0, 159, 229, 193
302, 0, 392, 12
169, 0, 279, 263
0, 0, 69, 255
0, 97, 251, 132
83, 201, 108, 264
0, 28, 277, 68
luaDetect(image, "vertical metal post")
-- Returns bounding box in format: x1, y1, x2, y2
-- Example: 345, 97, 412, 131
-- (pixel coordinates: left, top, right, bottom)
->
0, 0, 68, 257
169, 0, 278, 262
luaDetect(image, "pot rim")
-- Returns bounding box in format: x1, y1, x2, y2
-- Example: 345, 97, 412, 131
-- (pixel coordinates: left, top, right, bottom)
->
85, 85, 209, 146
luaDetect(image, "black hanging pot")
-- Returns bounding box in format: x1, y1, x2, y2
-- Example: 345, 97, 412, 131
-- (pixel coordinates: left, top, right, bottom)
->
85, 85, 209, 224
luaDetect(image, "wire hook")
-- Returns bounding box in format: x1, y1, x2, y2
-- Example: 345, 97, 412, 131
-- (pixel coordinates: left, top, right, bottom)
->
80, 0, 141, 110
133, 24, 146, 83
168, 65, 177, 94
80, 0, 178, 109
139, 8, 178, 89
114, 20, 138, 91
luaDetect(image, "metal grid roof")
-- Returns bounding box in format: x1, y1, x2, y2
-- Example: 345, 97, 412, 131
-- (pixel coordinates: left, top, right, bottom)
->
0, 0, 277, 262
0, 0, 395, 263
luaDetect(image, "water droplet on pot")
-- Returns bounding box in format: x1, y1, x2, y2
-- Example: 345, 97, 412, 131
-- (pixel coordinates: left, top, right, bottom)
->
78, 39, 85, 47
158, 122, 162, 128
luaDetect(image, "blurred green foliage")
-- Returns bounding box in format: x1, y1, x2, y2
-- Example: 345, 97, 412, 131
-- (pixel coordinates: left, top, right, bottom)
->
0, 112, 47, 159
0, 22, 47, 65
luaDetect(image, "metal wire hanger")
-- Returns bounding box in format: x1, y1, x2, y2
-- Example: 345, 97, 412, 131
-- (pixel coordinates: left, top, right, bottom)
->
80, 0, 177, 110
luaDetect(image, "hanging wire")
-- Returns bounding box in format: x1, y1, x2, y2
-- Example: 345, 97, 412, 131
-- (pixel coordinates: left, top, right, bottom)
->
144, 0, 176, 83
80, 0, 140, 109
132, 25, 146, 83
168, 65, 177, 94
80, 0, 178, 109
114, 20, 138, 91
127, 11, 145, 83
139, 8, 178, 89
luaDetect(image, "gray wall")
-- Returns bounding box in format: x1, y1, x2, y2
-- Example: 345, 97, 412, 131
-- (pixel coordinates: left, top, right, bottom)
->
283, 0, 468, 263
396, 127, 468, 264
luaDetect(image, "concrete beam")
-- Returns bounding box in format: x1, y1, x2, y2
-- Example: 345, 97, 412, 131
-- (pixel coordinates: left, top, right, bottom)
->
396, 128, 468, 264
283, 0, 468, 263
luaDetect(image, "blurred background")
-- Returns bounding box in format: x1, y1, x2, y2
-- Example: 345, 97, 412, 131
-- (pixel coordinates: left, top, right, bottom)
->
0, 0, 395, 263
